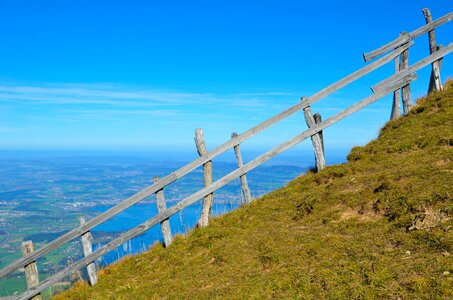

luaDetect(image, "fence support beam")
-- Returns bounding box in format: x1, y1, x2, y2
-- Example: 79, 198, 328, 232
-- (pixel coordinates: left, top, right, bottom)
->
313, 113, 324, 152
152, 176, 173, 247
79, 217, 97, 286
194, 128, 214, 228
21, 241, 42, 300
423, 8, 443, 93
231, 132, 252, 204
400, 37, 412, 114
302, 100, 326, 172
390, 36, 403, 120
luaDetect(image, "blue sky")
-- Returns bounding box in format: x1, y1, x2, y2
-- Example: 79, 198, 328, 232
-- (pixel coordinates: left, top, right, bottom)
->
0, 1, 452, 153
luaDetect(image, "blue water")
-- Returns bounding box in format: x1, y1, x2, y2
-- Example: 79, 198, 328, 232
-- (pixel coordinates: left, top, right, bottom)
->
91, 200, 240, 266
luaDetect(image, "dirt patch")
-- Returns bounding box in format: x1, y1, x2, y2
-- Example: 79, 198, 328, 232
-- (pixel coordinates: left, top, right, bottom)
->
334, 207, 382, 223
435, 159, 450, 166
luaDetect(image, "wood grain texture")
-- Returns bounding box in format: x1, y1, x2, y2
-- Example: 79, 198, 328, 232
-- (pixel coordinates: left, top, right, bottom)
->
152, 177, 173, 247
313, 113, 324, 152
303, 104, 326, 171
78, 217, 97, 286
400, 47, 412, 114
428, 45, 444, 93
423, 8, 443, 93
0, 43, 409, 281
363, 11, 453, 61
16, 73, 418, 300
231, 132, 252, 204
372, 42, 453, 93
21, 241, 41, 300
391, 54, 402, 120
194, 128, 214, 228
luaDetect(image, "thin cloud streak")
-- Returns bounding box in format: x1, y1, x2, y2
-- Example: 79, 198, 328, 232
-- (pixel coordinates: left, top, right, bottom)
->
0, 84, 295, 110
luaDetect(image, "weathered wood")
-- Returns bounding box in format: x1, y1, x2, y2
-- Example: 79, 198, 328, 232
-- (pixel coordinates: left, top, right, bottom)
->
16, 72, 418, 300
423, 8, 443, 93
313, 113, 324, 152
390, 54, 401, 120
0, 43, 410, 281
152, 176, 173, 247
231, 132, 252, 204
79, 217, 97, 286
363, 11, 453, 62
372, 42, 453, 93
400, 44, 412, 114
303, 104, 326, 172
21, 241, 41, 300
194, 128, 214, 228
428, 45, 444, 92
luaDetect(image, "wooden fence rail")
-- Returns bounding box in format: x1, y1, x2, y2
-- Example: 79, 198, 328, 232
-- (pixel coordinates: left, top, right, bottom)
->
372, 42, 453, 93
1, 8, 452, 300
363, 11, 453, 62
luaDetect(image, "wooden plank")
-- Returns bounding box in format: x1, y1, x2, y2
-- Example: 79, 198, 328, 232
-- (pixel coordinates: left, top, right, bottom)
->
194, 128, 214, 228
372, 42, 453, 93
423, 8, 443, 93
0, 42, 410, 280
21, 241, 41, 300
363, 11, 453, 62
16, 73, 418, 300
390, 54, 402, 120
302, 104, 326, 171
231, 132, 252, 204
152, 177, 173, 247
79, 217, 97, 286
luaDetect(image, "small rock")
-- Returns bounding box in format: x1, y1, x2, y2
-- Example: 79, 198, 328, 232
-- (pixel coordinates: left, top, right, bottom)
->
443, 271, 450, 276
405, 250, 411, 255
442, 251, 450, 257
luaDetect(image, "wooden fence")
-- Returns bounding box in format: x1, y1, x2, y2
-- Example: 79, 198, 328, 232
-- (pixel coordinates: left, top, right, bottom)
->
1, 8, 452, 300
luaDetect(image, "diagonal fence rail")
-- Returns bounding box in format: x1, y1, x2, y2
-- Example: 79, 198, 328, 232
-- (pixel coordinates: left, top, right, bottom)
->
1, 8, 452, 300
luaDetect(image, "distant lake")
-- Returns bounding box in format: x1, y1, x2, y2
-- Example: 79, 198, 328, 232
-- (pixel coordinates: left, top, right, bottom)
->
91, 201, 239, 266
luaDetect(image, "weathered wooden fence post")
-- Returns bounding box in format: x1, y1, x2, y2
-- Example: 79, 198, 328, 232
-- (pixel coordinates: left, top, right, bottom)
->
390, 45, 402, 120
302, 97, 326, 172
21, 241, 42, 300
152, 176, 173, 247
231, 132, 252, 204
423, 8, 443, 93
399, 33, 412, 114
194, 128, 214, 228
313, 113, 324, 152
79, 217, 98, 286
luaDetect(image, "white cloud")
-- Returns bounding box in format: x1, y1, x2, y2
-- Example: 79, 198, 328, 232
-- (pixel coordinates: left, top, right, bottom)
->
0, 83, 292, 111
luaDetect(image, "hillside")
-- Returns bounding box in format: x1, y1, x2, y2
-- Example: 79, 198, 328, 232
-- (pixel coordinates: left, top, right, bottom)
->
55, 82, 453, 299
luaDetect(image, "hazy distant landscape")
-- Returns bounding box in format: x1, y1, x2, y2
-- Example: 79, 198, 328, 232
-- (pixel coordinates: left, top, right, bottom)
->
0, 150, 347, 296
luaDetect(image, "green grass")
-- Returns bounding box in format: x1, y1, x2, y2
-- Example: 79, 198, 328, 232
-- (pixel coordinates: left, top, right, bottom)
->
55, 82, 453, 299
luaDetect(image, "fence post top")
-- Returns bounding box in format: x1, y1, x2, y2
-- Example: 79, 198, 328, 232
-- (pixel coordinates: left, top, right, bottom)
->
21, 240, 32, 247
231, 132, 238, 139
152, 176, 160, 183
300, 96, 311, 109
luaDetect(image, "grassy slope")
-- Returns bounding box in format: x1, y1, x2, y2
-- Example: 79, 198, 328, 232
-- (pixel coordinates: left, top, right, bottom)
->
55, 82, 453, 299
